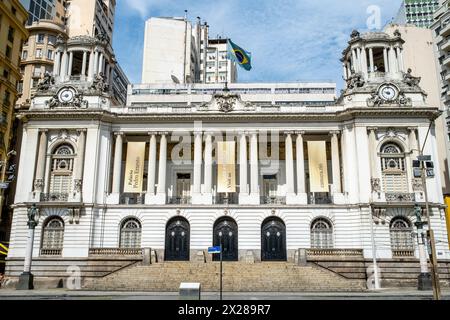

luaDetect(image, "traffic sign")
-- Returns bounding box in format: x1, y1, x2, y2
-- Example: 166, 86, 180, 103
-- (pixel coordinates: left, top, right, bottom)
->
208, 246, 221, 254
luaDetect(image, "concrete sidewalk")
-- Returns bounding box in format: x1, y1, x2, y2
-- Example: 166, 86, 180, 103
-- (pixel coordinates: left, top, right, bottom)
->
0, 288, 449, 300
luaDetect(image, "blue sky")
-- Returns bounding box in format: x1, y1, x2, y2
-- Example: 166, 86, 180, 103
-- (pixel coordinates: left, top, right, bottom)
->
113, 0, 402, 89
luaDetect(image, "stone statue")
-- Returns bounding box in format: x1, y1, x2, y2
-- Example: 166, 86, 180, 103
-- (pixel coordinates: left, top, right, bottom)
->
27, 204, 39, 229
91, 72, 109, 92
403, 68, 421, 87
350, 29, 360, 39
37, 72, 55, 92
346, 72, 365, 89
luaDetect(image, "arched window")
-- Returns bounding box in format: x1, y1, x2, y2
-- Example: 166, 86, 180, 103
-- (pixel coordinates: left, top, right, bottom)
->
310, 218, 333, 249
380, 143, 408, 193
41, 217, 64, 255
49, 144, 75, 200
119, 218, 142, 248
390, 217, 414, 257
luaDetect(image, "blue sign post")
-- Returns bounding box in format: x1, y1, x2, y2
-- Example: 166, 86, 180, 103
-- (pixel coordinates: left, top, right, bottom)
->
208, 245, 222, 300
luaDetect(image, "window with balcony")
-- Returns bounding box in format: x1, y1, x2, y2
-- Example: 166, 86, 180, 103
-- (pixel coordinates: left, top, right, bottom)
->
7, 26, 14, 43
47, 49, 53, 60
37, 34, 45, 43
390, 217, 414, 257
48, 144, 75, 201
22, 50, 28, 60
41, 217, 64, 256
380, 143, 408, 194
36, 48, 43, 58
5, 45, 12, 59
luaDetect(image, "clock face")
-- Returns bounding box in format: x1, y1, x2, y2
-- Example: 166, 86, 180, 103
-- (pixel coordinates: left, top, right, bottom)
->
58, 88, 75, 103
379, 84, 398, 101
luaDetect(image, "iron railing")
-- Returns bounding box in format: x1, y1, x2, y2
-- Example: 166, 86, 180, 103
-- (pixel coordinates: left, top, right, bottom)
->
308, 192, 332, 204
167, 196, 192, 205
40, 193, 69, 202
260, 196, 286, 205
214, 193, 239, 205
385, 193, 416, 202
120, 194, 145, 204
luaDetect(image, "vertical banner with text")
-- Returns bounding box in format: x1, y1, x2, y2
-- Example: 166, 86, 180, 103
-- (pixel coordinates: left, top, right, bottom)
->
123, 142, 146, 193
217, 141, 236, 193
307, 141, 329, 192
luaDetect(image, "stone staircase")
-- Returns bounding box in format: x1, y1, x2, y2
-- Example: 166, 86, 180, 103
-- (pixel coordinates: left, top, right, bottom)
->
83, 262, 367, 292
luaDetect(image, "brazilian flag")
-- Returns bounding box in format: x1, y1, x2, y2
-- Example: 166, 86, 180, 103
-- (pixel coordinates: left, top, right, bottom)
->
227, 39, 252, 71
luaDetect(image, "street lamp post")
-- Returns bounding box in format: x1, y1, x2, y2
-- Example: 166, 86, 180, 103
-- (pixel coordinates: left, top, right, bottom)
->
16, 204, 39, 290
414, 205, 432, 290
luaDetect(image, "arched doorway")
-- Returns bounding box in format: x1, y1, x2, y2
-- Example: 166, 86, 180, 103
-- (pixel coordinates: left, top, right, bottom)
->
213, 217, 238, 261
165, 217, 190, 261
261, 217, 286, 261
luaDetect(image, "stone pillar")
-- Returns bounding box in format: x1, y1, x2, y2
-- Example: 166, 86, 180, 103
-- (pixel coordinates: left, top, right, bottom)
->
399, 48, 405, 73
295, 132, 305, 194
351, 49, 358, 72
368, 127, 380, 198
33, 130, 48, 193
396, 47, 404, 72
388, 46, 397, 75
73, 129, 86, 199
193, 131, 203, 195
239, 132, 248, 195
408, 127, 419, 159
156, 133, 168, 199
68, 51, 74, 77
93, 51, 99, 75
330, 131, 342, 193
204, 133, 213, 194
53, 51, 61, 76
147, 133, 157, 197
87, 51, 94, 80
369, 48, 374, 73
81, 51, 87, 77
383, 47, 389, 73
112, 132, 124, 194
99, 53, 104, 75
250, 132, 259, 196
360, 47, 368, 78
60, 51, 68, 80
285, 132, 295, 195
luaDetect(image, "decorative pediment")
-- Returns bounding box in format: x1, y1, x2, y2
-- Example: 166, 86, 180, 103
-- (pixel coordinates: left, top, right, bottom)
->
198, 90, 256, 113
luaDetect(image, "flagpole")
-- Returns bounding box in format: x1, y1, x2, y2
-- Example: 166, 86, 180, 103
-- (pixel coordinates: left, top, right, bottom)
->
224, 39, 229, 91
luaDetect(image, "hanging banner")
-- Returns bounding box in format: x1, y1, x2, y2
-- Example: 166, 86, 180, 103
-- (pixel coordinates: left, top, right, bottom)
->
123, 142, 146, 193
308, 141, 329, 192
217, 141, 236, 193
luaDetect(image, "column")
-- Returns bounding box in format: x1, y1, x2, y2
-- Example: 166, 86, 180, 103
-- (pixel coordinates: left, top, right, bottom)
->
147, 133, 157, 196
351, 49, 358, 72
157, 133, 167, 195
81, 51, 87, 77
93, 51, 99, 75
388, 46, 397, 75
68, 51, 74, 76
250, 132, 259, 195
74, 129, 86, 189
112, 132, 124, 194
33, 130, 48, 193
330, 131, 342, 193
98, 53, 104, 75
295, 132, 305, 194
87, 51, 94, 80
343, 63, 348, 80
285, 132, 295, 194
60, 51, 68, 80
193, 131, 202, 194
204, 133, 213, 194
360, 47, 368, 77
105, 63, 111, 82
399, 48, 405, 73
53, 51, 61, 76
239, 132, 248, 195
369, 48, 374, 73
383, 47, 389, 73
408, 127, 419, 158
396, 47, 404, 72
368, 127, 380, 198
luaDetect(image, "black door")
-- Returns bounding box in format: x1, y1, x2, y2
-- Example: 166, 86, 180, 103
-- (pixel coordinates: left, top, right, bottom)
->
213, 218, 238, 261
165, 218, 190, 261
261, 218, 286, 261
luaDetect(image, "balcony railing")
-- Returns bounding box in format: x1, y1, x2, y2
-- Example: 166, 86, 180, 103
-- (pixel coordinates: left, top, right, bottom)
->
89, 248, 143, 256
120, 194, 145, 204
168, 196, 192, 205
306, 248, 364, 257
40, 193, 69, 202
214, 193, 239, 205
392, 249, 415, 258
261, 196, 286, 205
308, 192, 332, 205
40, 248, 62, 256
385, 193, 415, 202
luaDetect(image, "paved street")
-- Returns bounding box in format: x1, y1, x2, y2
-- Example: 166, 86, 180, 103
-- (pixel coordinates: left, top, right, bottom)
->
0, 288, 449, 300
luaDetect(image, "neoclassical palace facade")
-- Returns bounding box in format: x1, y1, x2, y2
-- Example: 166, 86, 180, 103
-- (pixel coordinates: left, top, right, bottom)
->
4, 30, 450, 287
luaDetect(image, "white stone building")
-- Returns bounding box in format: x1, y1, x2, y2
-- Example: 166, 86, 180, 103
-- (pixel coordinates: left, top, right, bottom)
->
4, 30, 450, 288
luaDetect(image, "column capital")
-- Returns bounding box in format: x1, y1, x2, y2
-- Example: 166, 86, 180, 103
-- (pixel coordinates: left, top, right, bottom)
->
284, 131, 295, 136
407, 127, 418, 132
193, 130, 203, 136
38, 129, 49, 133
114, 131, 125, 137
76, 128, 87, 134
329, 130, 341, 136
367, 126, 378, 133
248, 130, 258, 136
147, 131, 158, 136
158, 131, 169, 136
294, 130, 306, 135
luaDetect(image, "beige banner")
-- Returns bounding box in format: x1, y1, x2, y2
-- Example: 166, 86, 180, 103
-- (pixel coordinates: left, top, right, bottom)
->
123, 142, 146, 193
217, 141, 236, 193
308, 141, 329, 193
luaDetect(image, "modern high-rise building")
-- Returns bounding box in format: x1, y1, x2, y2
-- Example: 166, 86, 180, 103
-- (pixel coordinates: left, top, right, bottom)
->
394, 0, 442, 28
0, 0, 29, 260
142, 16, 237, 85
20, 0, 66, 26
